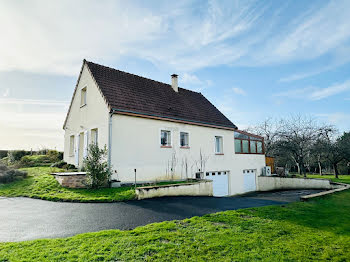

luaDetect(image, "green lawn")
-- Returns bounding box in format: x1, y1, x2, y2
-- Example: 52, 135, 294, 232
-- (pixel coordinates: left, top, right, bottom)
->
305, 174, 350, 185
0, 190, 349, 261
292, 173, 350, 185
0, 167, 136, 202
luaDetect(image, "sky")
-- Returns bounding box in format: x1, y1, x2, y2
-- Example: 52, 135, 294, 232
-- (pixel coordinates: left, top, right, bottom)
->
0, 0, 350, 151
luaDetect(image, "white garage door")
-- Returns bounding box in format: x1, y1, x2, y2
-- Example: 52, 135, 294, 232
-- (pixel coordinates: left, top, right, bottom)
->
243, 169, 256, 192
205, 171, 229, 197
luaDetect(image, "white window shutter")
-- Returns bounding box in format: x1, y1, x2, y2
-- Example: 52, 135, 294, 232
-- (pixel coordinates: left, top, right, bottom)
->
75, 134, 80, 166
83, 130, 88, 158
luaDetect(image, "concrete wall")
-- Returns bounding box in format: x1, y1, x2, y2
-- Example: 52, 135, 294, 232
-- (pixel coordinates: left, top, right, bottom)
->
63, 64, 110, 168
111, 114, 266, 195
257, 176, 333, 191
136, 180, 213, 200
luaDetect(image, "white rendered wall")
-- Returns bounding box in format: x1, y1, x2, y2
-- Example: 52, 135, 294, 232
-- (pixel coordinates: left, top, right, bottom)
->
63, 64, 110, 167
110, 114, 266, 195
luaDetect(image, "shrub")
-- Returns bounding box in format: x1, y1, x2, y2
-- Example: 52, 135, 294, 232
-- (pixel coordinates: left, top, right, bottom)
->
20, 155, 52, 167
51, 160, 67, 168
7, 150, 31, 163
47, 150, 61, 163
0, 163, 27, 183
0, 150, 8, 159
83, 144, 111, 189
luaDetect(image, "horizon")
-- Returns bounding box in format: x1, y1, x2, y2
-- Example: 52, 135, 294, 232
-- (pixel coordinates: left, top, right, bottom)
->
1, 0, 350, 150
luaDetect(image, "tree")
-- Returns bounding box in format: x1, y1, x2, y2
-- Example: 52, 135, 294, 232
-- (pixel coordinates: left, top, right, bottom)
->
83, 144, 111, 189
277, 116, 335, 177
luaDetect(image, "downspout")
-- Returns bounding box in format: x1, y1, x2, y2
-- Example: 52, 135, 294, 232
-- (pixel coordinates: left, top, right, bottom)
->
108, 109, 114, 169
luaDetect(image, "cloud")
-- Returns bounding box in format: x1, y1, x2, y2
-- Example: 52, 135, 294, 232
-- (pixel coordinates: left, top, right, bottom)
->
316, 112, 350, 131
232, 87, 246, 96
0, 98, 69, 107
181, 73, 203, 85
274, 79, 350, 101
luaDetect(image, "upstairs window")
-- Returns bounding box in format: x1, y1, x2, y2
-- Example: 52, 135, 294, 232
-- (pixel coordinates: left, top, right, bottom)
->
69, 135, 75, 156
161, 130, 171, 147
234, 131, 264, 154
215, 136, 223, 154
180, 132, 189, 147
91, 128, 98, 145
81, 87, 87, 106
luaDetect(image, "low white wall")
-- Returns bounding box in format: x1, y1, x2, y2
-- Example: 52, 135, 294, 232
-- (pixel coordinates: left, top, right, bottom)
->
257, 176, 333, 191
136, 180, 213, 200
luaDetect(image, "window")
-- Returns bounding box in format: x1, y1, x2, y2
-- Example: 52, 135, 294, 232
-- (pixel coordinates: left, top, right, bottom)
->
180, 132, 189, 147
81, 87, 87, 106
69, 135, 75, 156
234, 131, 264, 154
242, 140, 249, 153
161, 130, 171, 147
257, 141, 263, 153
91, 128, 98, 145
250, 141, 257, 153
215, 136, 223, 154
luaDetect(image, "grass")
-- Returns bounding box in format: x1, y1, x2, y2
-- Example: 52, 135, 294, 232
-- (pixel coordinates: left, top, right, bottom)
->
0, 167, 136, 202
0, 190, 349, 261
293, 173, 350, 185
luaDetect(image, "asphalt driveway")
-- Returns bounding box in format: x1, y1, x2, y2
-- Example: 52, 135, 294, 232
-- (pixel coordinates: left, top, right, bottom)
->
0, 196, 285, 242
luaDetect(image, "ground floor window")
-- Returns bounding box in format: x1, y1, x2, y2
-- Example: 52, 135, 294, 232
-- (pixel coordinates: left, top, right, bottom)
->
69, 135, 74, 156
91, 128, 98, 145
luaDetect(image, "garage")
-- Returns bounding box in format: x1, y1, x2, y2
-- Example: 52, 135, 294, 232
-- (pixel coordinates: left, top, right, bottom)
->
243, 169, 256, 192
205, 171, 229, 196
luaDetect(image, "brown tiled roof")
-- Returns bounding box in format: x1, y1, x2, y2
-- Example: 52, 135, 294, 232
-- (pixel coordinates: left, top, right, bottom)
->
86, 60, 237, 129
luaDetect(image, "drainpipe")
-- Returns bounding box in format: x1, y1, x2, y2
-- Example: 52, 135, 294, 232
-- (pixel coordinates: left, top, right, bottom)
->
108, 110, 114, 169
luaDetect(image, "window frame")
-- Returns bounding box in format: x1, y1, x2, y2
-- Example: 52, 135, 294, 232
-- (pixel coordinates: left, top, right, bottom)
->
215, 136, 224, 155
160, 130, 172, 148
180, 131, 190, 148
80, 86, 87, 107
234, 130, 264, 155
69, 135, 75, 156
91, 128, 98, 145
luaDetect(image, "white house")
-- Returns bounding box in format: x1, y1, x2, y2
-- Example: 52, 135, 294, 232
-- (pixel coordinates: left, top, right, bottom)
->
63, 60, 266, 196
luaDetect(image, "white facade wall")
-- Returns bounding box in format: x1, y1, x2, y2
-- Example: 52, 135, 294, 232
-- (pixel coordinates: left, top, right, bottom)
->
110, 114, 266, 195
63, 64, 110, 167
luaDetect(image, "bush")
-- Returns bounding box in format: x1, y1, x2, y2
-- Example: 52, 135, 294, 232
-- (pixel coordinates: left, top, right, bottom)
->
51, 160, 67, 168
20, 155, 52, 167
83, 144, 111, 189
7, 150, 31, 163
0, 163, 27, 183
0, 150, 8, 159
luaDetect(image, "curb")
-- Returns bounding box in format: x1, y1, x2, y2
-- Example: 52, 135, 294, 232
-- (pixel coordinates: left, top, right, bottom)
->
300, 183, 350, 201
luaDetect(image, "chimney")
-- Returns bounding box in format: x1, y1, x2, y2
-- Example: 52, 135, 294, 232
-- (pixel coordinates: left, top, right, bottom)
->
171, 74, 178, 92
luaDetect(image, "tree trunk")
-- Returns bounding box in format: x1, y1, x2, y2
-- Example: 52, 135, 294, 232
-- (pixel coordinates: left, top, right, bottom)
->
318, 161, 322, 176
296, 163, 301, 175
333, 163, 339, 179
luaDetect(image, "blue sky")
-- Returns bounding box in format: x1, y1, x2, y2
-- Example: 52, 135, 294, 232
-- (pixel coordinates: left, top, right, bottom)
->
0, 0, 350, 150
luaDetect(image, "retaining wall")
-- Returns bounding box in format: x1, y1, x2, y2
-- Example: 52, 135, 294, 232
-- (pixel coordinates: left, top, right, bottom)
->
136, 180, 213, 200
52, 172, 87, 188
257, 176, 333, 191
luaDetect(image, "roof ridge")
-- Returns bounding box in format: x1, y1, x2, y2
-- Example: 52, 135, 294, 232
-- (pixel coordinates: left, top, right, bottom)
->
85, 59, 201, 94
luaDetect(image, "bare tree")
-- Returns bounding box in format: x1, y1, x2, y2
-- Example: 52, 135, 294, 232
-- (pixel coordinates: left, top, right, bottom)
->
276, 115, 335, 177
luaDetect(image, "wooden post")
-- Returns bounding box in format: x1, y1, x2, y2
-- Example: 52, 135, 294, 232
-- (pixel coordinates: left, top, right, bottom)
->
134, 168, 137, 190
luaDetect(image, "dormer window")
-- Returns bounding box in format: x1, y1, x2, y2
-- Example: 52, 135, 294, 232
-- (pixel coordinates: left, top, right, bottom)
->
81, 87, 87, 107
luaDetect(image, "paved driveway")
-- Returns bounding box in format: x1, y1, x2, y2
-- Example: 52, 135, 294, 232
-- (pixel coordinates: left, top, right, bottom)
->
0, 196, 284, 242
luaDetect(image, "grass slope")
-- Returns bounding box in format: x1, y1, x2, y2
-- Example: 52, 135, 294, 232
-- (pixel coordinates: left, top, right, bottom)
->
0, 167, 135, 202
305, 174, 350, 185
1, 190, 349, 261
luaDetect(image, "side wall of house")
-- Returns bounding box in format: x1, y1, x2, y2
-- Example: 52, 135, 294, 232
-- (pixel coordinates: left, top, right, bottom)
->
63, 64, 110, 167
110, 114, 265, 195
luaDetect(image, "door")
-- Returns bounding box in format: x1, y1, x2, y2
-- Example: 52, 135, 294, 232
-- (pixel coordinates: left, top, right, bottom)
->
243, 169, 256, 192
205, 171, 229, 197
